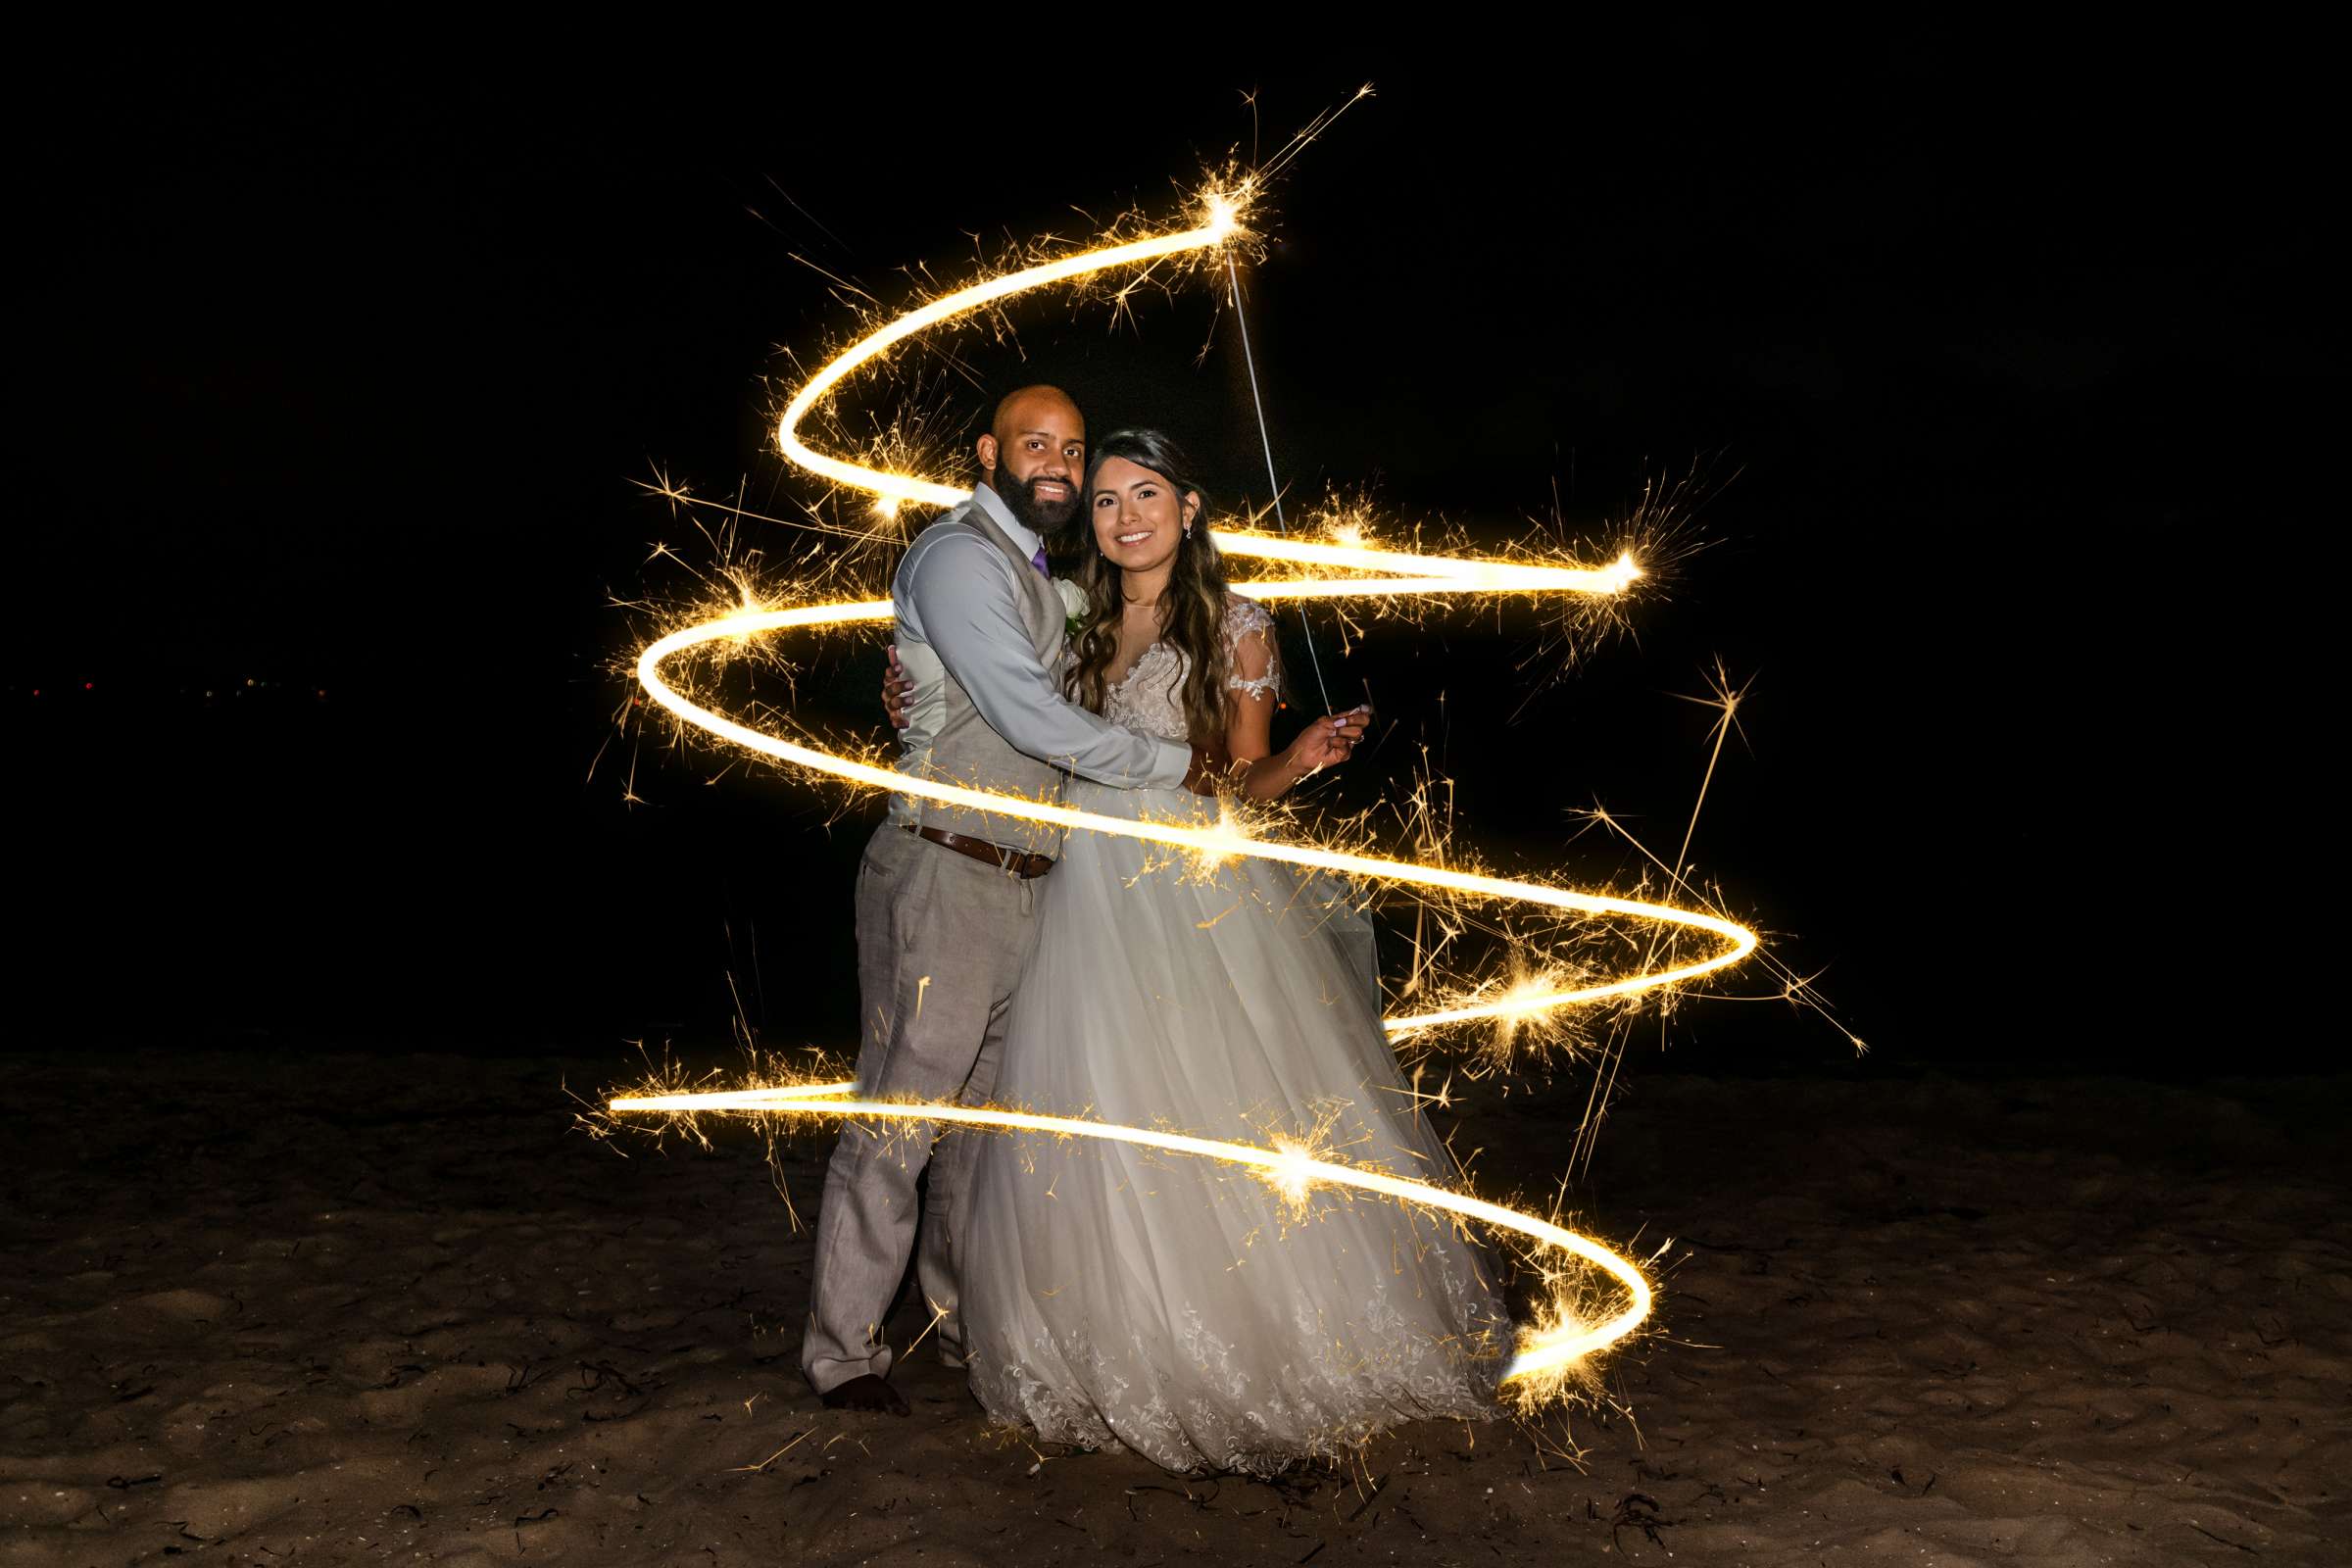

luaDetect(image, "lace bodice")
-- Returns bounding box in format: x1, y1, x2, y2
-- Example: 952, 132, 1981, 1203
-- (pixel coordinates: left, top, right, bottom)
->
1103, 595, 1281, 741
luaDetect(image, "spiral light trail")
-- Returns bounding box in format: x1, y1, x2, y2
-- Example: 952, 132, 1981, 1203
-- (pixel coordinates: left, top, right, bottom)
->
609, 1081, 1647, 1383
614, 183, 1759, 1381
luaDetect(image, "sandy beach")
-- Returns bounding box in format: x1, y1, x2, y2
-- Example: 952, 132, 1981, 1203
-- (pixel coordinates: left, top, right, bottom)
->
3, 1048, 2343, 1566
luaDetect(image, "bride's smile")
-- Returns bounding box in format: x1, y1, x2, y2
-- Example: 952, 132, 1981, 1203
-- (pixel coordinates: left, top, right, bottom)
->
1090, 454, 1196, 577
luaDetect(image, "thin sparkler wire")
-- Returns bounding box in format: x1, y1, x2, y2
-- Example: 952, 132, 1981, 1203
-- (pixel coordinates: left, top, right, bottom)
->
1225, 248, 1335, 714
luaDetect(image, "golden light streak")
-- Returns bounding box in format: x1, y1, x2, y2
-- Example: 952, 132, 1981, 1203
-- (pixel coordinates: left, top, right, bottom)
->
634, 605, 1754, 1014
621, 177, 1764, 1392
768, 182, 1637, 602
609, 1079, 1646, 1383
775, 188, 1244, 510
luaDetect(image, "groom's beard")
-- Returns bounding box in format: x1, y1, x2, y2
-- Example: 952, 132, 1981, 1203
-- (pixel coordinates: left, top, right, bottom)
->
990, 469, 1080, 538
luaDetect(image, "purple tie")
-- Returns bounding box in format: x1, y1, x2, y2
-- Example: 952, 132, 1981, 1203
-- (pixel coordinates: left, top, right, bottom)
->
1030, 547, 1051, 577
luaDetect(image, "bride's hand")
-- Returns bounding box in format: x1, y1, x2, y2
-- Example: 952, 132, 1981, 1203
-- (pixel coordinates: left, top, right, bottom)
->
1227, 706, 1370, 800
882, 648, 912, 730
1281, 705, 1372, 777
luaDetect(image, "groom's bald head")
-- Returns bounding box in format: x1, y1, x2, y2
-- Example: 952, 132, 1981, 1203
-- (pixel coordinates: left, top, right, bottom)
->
983, 385, 1085, 461
992, 383, 1084, 436
976, 384, 1086, 533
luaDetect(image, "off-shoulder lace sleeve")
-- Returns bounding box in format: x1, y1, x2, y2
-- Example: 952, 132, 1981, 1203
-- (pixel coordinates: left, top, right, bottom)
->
1222, 595, 1281, 702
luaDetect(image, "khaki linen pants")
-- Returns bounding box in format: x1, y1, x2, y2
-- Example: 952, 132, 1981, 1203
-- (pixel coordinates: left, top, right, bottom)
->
801, 823, 1041, 1395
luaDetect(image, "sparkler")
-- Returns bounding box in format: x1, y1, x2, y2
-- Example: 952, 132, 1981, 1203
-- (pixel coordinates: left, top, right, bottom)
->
614, 176, 1763, 1385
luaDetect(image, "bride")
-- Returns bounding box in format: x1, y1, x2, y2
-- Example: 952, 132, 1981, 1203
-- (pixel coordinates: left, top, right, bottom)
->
956, 428, 1510, 1476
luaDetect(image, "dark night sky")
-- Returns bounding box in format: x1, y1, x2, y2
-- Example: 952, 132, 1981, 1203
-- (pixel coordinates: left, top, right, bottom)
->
14, 34, 2321, 1071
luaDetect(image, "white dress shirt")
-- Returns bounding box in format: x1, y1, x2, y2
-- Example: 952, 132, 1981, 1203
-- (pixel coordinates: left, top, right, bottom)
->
890, 484, 1189, 820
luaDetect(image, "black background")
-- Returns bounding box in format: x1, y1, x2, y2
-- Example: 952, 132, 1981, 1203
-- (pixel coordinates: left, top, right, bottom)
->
14, 31, 2318, 1074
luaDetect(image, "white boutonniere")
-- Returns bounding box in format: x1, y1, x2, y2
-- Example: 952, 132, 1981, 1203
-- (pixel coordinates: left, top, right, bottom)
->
1053, 576, 1090, 641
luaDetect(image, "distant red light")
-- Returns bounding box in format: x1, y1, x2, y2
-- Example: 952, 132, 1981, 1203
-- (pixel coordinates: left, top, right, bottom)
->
83, 681, 93, 690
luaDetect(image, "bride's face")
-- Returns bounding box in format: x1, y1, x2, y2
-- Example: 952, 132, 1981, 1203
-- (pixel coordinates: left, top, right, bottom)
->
1090, 456, 1199, 575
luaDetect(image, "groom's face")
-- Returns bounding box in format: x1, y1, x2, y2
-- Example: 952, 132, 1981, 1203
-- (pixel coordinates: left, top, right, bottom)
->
978, 387, 1087, 535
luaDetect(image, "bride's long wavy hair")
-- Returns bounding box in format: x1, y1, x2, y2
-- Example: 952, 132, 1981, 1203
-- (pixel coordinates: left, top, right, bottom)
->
1062, 429, 1234, 746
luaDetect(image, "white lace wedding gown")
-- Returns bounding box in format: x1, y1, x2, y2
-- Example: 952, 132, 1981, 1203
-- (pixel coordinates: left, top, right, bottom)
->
960, 596, 1510, 1476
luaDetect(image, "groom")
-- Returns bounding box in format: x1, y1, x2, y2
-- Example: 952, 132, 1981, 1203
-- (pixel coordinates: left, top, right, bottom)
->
804, 385, 1286, 1414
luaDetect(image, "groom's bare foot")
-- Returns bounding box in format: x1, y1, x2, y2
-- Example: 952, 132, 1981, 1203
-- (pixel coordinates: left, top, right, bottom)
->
820, 1374, 908, 1416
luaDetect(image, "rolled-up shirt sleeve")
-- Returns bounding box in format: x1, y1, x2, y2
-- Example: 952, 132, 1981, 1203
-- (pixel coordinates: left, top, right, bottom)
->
903, 534, 1190, 789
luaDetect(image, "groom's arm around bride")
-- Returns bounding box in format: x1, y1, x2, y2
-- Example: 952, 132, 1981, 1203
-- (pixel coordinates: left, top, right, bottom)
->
802, 386, 1216, 1414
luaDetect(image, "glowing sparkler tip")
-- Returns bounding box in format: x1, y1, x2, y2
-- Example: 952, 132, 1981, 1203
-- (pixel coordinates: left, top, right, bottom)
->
1200, 182, 1250, 244
1179, 796, 1252, 873
1265, 1138, 1321, 1209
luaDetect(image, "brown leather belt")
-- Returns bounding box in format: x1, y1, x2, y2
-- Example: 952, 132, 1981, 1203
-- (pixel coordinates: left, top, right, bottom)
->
906, 824, 1054, 879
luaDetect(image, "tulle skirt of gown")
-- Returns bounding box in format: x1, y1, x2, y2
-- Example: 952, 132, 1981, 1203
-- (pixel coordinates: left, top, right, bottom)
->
961, 779, 1512, 1476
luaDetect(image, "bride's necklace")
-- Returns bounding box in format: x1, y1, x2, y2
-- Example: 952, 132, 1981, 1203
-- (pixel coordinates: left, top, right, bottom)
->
1121, 596, 1164, 647
1111, 597, 1168, 688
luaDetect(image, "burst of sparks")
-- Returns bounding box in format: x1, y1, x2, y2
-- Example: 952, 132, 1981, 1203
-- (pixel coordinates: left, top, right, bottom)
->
613, 173, 1766, 1385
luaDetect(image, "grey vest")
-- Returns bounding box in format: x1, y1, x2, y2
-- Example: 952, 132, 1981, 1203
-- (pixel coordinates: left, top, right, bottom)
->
896, 500, 1068, 859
